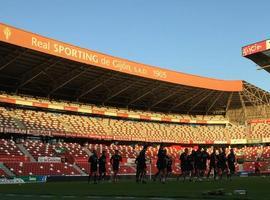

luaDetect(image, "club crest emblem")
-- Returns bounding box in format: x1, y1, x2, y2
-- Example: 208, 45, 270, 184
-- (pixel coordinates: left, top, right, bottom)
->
3, 27, 11, 40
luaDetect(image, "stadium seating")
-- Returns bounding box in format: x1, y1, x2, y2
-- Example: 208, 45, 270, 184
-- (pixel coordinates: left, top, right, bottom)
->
0, 139, 28, 162
250, 122, 270, 139
0, 168, 8, 177
58, 142, 89, 163
0, 138, 269, 176
4, 162, 81, 176
0, 107, 252, 143
0, 107, 21, 129
0, 93, 227, 123
23, 140, 57, 160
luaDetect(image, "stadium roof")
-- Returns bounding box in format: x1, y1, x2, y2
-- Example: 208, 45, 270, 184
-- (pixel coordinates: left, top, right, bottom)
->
242, 39, 270, 73
0, 22, 270, 115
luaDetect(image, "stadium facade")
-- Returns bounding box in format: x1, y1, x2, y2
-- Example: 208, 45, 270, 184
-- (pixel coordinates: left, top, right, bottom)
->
0, 23, 270, 178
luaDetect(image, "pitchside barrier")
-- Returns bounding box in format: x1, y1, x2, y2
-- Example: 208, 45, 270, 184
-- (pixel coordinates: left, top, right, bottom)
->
0, 176, 47, 185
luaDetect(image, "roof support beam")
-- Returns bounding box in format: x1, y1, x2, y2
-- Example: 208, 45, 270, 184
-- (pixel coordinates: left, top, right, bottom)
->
127, 82, 162, 106
225, 92, 233, 114
244, 86, 267, 105
103, 79, 140, 104
16, 58, 61, 90
206, 92, 223, 114
239, 92, 247, 119
187, 91, 215, 113
169, 90, 205, 111
149, 87, 182, 109
48, 66, 87, 96
77, 72, 116, 100
244, 81, 270, 104
0, 49, 27, 71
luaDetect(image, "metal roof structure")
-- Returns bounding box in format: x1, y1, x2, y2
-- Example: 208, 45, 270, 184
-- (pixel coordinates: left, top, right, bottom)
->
0, 23, 270, 115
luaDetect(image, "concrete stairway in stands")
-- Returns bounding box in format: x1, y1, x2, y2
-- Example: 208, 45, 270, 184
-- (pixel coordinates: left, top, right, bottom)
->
83, 147, 92, 156
0, 163, 15, 177
16, 143, 36, 162
73, 164, 87, 176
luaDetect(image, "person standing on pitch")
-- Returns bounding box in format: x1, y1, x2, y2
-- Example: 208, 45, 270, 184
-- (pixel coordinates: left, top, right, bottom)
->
201, 148, 209, 178
135, 145, 147, 183
159, 149, 168, 184
227, 148, 236, 180
154, 144, 164, 181
88, 150, 99, 184
110, 150, 122, 183
194, 147, 203, 180
188, 150, 196, 181
99, 150, 107, 181
179, 148, 189, 181
207, 147, 218, 180
166, 153, 173, 180
217, 147, 227, 180
255, 157, 261, 175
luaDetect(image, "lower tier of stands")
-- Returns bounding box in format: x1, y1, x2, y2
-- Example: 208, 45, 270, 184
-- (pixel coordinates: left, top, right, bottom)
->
0, 139, 269, 177
4, 162, 80, 176
0, 168, 7, 177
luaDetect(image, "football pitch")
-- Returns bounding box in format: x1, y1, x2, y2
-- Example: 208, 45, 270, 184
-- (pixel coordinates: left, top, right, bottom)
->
0, 176, 269, 200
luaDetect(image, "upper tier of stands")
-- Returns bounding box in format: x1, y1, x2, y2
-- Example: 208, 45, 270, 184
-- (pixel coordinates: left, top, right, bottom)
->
250, 122, 270, 140
0, 107, 248, 144
0, 93, 228, 125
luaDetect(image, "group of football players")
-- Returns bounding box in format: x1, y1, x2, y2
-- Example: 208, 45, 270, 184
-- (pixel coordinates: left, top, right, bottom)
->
88, 149, 122, 184
87, 144, 236, 184
179, 146, 236, 182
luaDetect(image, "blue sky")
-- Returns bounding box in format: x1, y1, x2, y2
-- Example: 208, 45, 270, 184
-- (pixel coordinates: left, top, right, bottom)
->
1, 0, 270, 91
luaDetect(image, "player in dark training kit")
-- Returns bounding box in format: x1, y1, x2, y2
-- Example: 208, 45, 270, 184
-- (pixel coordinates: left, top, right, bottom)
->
159, 149, 168, 183
166, 154, 173, 180
201, 148, 209, 178
88, 150, 99, 184
99, 150, 107, 181
135, 145, 147, 183
227, 148, 236, 180
207, 148, 218, 180
179, 148, 189, 181
110, 150, 122, 183
194, 147, 203, 180
154, 144, 164, 181
188, 150, 196, 181
217, 147, 227, 180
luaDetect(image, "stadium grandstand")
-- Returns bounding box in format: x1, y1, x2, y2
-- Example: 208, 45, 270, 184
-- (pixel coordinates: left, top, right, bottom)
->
0, 22, 270, 180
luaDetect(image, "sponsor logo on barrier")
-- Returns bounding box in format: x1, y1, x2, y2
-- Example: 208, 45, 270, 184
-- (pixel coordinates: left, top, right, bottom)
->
38, 157, 61, 163
127, 158, 136, 164
262, 138, 270, 143
27, 129, 51, 135
247, 139, 262, 144
4, 127, 27, 134
214, 140, 227, 144
20, 176, 47, 183
0, 178, 24, 184
230, 139, 247, 144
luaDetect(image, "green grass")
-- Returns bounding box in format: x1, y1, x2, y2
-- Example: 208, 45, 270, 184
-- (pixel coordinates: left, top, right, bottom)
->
0, 176, 270, 199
